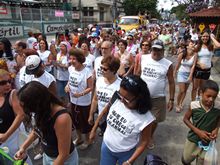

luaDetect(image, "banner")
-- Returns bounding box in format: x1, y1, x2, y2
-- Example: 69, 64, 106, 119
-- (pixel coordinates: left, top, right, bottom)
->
0, 26, 23, 39
55, 10, 64, 17
0, 3, 7, 14
43, 23, 76, 34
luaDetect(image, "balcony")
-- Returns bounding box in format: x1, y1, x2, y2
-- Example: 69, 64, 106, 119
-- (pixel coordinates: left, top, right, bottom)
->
96, 0, 113, 6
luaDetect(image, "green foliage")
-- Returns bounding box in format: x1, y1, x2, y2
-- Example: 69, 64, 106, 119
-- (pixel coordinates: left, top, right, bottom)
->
122, 0, 159, 17
170, 4, 188, 20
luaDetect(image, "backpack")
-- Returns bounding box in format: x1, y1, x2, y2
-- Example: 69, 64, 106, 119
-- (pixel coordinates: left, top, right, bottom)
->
144, 154, 168, 165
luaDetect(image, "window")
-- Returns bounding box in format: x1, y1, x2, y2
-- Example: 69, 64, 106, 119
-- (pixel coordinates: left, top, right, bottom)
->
89, 7, 93, 16
100, 7, 104, 21
72, 7, 77, 11
83, 7, 93, 16
83, 7, 88, 16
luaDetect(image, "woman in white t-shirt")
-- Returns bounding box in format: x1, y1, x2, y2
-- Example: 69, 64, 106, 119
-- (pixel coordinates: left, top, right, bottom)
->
80, 41, 95, 74
88, 56, 121, 136
90, 75, 155, 165
37, 39, 53, 73
55, 41, 69, 100
65, 48, 93, 150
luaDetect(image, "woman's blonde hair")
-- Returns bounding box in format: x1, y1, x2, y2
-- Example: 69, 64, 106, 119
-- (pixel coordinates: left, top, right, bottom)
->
0, 69, 10, 77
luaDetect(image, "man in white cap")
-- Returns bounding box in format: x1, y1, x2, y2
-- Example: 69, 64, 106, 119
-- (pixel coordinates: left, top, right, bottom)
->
139, 39, 175, 149
25, 55, 57, 95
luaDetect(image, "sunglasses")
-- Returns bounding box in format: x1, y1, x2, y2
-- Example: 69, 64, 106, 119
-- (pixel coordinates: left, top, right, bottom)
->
127, 38, 133, 40
116, 91, 136, 104
142, 44, 149, 46
101, 47, 110, 50
0, 79, 12, 86
124, 76, 138, 86
100, 66, 109, 72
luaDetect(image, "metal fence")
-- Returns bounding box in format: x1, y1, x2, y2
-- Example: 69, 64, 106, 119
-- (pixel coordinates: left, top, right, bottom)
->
0, 5, 80, 38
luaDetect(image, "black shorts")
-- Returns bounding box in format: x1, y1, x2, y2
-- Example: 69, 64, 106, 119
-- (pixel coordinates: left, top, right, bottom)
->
193, 66, 211, 80
71, 103, 92, 134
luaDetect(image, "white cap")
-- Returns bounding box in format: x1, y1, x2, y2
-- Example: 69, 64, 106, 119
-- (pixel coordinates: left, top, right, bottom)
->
25, 55, 41, 74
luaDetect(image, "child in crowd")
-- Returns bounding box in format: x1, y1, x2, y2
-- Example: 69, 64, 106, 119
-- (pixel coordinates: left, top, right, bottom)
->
182, 80, 220, 165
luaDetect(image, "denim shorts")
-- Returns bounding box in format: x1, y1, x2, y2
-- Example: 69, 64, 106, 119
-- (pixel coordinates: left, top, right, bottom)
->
177, 72, 190, 83
100, 141, 136, 165
43, 148, 78, 165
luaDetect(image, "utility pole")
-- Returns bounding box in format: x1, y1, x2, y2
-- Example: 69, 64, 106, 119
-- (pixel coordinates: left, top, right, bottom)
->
113, 0, 117, 21
78, 0, 82, 28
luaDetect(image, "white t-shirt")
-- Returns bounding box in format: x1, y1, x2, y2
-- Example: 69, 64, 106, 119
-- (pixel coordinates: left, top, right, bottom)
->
26, 37, 37, 49
68, 66, 92, 106
32, 71, 56, 88
84, 53, 95, 74
140, 54, 172, 98
19, 66, 35, 88
104, 100, 155, 152
56, 52, 69, 81
94, 56, 103, 80
37, 50, 52, 73
96, 77, 121, 114
126, 44, 138, 57
197, 47, 213, 69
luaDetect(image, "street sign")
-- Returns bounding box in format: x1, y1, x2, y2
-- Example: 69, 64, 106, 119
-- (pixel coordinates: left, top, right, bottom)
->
72, 12, 80, 19
43, 23, 76, 35
0, 25, 23, 39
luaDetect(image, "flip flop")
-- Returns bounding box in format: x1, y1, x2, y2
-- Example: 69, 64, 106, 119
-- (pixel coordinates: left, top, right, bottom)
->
175, 106, 182, 113
147, 143, 155, 150
73, 139, 84, 146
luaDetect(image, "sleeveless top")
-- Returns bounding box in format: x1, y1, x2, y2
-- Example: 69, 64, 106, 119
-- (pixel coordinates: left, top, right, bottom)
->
0, 90, 15, 134
178, 56, 195, 73
197, 47, 213, 69
140, 54, 172, 98
35, 109, 74, 158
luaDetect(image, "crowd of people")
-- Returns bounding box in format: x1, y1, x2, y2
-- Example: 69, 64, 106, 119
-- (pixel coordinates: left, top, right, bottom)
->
0, 22, 219, 165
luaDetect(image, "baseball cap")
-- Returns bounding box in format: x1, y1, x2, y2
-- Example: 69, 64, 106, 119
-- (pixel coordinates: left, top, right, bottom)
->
152, 40, 164, 49
25, 55, 41, 75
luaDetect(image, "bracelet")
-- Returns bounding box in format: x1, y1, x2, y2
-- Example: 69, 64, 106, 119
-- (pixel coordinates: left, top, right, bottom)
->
126, 160, 131, 165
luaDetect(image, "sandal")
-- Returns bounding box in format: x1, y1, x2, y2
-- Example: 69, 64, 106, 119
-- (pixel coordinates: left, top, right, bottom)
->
78, 142, 91, 150
175, 106, 182, 113
73, 139, 84, 146
147, 143, 155, 150
98, 131, 104, 137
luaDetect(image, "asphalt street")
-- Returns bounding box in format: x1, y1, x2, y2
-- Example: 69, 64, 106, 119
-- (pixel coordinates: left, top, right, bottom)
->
29, 56, 220, 165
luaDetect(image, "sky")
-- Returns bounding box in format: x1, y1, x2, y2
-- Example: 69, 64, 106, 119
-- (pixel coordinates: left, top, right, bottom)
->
157, 0, 178, 10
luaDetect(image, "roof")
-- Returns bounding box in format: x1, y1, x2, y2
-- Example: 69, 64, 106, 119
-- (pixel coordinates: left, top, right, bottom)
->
189, 7, 220, 17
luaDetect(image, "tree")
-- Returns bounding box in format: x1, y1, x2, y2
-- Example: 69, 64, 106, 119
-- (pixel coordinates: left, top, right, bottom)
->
173, 0, 219, 13
170, 4, 187, 20
122, 0, 159, 17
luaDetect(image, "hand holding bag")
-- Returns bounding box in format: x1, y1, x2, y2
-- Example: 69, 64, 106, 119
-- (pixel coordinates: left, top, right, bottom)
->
203, 140, 218, 165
